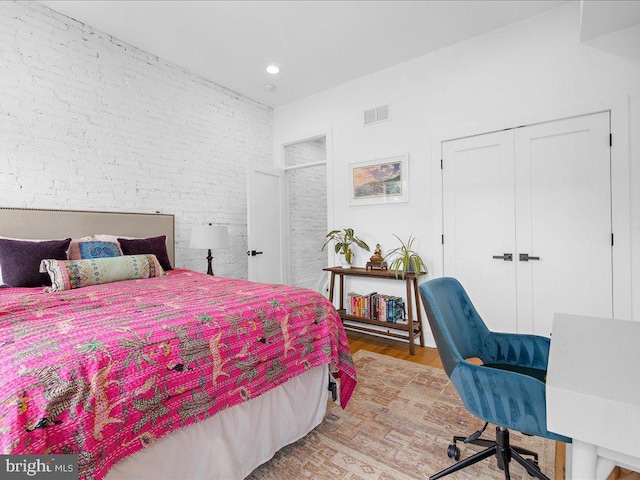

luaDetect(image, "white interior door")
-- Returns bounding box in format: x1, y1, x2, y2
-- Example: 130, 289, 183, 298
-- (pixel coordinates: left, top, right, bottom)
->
247, 168, 284, 284
442, 112, 612, 336
442, 130, 518, 333
515, 112, 613, 336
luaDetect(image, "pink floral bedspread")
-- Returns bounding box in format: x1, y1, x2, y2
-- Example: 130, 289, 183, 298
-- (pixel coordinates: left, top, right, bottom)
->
0, 270, 357, 480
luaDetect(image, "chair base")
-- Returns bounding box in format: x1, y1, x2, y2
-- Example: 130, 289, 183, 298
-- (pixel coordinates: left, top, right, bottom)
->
430, 426, 550, 480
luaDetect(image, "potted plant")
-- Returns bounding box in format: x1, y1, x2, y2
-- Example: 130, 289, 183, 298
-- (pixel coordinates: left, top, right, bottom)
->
322, 228, 370, 268
384, 234, 428, 279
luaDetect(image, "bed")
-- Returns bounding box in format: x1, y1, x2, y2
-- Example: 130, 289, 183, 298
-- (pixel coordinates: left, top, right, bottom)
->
0, 208, 357, 480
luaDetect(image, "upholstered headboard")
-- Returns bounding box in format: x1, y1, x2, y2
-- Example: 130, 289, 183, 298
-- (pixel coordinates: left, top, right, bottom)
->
0, 207, 175, 266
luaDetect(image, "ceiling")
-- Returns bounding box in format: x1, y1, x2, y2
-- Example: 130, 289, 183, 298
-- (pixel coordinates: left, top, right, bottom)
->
580, 0, 640, 40
40, 1, 570, 108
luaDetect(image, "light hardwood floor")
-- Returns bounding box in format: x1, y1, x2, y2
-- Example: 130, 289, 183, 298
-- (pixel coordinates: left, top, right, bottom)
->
347, 329, 443, 367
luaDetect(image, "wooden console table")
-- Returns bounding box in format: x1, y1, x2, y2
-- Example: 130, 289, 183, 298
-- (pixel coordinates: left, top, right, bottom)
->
323, 266, 426, 355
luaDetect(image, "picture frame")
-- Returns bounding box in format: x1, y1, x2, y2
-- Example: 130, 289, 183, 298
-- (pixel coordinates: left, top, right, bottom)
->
349, 154, 409, 206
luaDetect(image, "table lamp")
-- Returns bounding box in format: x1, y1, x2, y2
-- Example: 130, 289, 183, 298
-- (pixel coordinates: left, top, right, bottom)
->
190, 223, 229, 275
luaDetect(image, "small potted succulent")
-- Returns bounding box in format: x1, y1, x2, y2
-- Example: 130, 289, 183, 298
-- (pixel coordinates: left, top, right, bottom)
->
322, 228, 370, 268
384, 234, 428, 279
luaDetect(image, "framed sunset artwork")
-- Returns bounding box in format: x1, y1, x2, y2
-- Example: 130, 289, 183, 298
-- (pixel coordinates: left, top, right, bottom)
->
349, 154, 409, 206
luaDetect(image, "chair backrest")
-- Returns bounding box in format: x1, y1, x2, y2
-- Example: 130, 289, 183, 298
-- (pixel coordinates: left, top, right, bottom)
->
418, 277, 491, 377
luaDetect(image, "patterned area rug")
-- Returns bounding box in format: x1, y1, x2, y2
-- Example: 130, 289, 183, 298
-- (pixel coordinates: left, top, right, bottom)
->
247, 350, 556, 480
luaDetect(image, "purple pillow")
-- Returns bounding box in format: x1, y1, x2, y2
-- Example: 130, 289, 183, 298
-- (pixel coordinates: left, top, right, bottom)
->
0, 238, 72, 287
118, 236, 172, 271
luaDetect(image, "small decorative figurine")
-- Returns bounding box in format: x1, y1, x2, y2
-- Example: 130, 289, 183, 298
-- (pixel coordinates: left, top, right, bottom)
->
366, 243, 388, 270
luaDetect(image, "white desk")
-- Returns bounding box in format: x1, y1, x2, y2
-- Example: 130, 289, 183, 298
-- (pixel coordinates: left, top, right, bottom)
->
546, 313, 640, 479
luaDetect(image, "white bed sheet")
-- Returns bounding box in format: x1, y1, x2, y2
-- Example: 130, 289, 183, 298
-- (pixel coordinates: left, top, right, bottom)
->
106, 365, 329, 480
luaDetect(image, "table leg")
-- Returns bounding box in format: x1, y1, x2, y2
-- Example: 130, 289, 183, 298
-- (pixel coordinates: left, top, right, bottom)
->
568, 440, 597, 480
406, 279, 415, 355
596, 458, 616, 480
413, 278, 425, 347
328, 272, 335, 303
339, 274, 344, 312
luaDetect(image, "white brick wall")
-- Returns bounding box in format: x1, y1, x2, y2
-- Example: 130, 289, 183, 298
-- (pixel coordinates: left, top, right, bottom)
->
0, 2, 273, 278
285, 139, 327, 290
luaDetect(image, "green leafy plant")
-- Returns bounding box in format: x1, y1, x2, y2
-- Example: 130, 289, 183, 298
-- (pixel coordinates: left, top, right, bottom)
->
384, 234, 427, 279
322, 228, 370, 264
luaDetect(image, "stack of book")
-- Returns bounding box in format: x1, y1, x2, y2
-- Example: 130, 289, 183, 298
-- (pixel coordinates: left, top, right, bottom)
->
346, 291, 406, 323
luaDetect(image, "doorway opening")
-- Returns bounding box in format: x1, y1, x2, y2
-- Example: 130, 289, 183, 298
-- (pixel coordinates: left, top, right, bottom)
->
283, 136, 327, 290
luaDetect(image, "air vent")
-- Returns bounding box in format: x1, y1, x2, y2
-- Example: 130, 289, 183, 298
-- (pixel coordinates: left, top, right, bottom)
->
364, 109, 376, 125
376, 105, 389, 121
364, 104, 390, 125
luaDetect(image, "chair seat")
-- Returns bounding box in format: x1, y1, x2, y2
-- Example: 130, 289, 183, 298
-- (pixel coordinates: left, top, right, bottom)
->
482, 363, 547, 384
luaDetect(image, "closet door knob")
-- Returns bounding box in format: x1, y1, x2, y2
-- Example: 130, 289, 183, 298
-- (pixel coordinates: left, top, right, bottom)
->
519, 253, 540, 261
492, 253, 513, 261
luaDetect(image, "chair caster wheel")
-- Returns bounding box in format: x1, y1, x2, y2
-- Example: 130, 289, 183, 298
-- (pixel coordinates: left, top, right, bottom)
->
447, 444, 460, 461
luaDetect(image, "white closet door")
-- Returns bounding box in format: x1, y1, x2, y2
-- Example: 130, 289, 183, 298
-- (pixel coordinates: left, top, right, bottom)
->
442, 130, 517, 333
515, 112, 612, 336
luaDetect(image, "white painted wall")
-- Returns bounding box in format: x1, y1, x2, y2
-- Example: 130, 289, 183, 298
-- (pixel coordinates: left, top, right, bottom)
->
273, 3, 640, 336
0, 2, 272, 279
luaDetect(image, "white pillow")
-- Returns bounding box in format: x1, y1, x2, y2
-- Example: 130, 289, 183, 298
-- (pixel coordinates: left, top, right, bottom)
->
86, 234, 137, 242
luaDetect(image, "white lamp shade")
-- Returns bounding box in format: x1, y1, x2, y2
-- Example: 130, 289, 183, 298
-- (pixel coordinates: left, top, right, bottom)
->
190, 224, 230, 249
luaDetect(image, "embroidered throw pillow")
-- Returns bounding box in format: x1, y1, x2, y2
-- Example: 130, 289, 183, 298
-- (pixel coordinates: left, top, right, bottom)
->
40, 254, 164, 292
68, 240, 123, 260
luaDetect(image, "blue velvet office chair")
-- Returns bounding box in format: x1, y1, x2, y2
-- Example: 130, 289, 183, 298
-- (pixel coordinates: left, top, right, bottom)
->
418, 277, 570, 480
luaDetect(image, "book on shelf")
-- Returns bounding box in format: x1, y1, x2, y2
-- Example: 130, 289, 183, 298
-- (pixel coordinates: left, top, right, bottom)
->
365, 292, 377, 319
391, 297, 406, 323
343, 291, 406, 323
346, 292, 356, 315
346, 292, 376, 318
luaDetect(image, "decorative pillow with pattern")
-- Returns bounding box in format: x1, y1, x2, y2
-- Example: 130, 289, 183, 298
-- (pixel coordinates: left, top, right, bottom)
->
68, 240, 123, 260
39, 254, 164, 292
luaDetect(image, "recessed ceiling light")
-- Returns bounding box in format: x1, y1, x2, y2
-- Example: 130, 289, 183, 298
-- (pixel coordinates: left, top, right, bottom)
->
264, 84, 277, 92
266, 65, 280, 75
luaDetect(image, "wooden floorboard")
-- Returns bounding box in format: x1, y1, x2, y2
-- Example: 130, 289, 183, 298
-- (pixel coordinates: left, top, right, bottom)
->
347, 329, 443, 367
346, 330, 567, 480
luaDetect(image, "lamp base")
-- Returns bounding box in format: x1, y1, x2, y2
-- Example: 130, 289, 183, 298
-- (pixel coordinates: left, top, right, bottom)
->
206, 249, 214, 276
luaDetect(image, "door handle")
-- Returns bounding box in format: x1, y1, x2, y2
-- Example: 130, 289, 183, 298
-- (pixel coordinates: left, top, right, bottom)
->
247, 250, 264, 256
492, 253, 513, 261
519, 253, 540, 261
